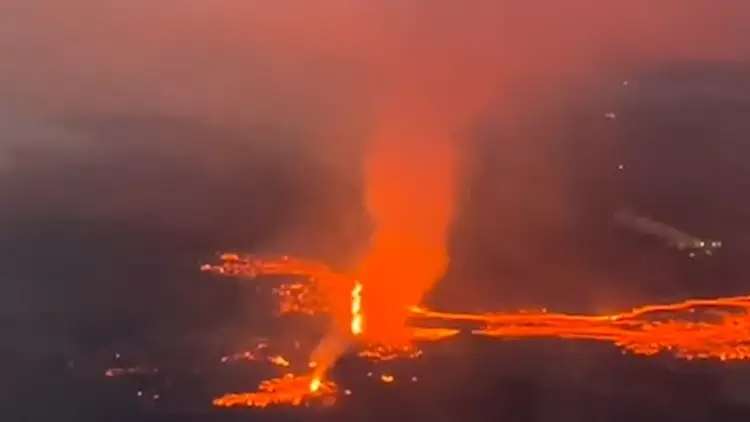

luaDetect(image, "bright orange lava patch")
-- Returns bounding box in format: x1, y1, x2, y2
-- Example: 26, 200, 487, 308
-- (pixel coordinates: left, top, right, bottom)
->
213, 374, 337, 408
201, 254, 750, 408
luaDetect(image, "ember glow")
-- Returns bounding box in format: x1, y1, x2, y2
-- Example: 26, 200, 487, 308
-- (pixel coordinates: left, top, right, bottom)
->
198, 253, 750, 408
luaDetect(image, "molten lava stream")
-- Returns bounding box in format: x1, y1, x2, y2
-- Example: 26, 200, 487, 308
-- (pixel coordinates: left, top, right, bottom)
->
417, 301, 750, 360
209, 265, 364, 408
213, 374, 338, 408
203, 253, 750, 408
202, 254, 750, 362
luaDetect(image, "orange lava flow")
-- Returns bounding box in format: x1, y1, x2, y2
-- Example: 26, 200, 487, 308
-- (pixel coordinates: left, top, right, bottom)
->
213, 374, 338, 408
201, 254, 337, 283
203, 255, 361, 407
417, 299, 750, 361
201, 254, 348, 318
219, 338, 291, 368
203, 254, 750, 362
200, 253, 750, 409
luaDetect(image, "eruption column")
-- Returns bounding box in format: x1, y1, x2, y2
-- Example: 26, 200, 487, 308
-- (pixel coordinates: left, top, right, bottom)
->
357, 123, 456, 343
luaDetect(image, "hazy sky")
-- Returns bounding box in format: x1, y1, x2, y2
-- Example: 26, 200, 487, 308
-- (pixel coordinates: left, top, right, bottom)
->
1, 0, 748, 210
1, 0, 750, 314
